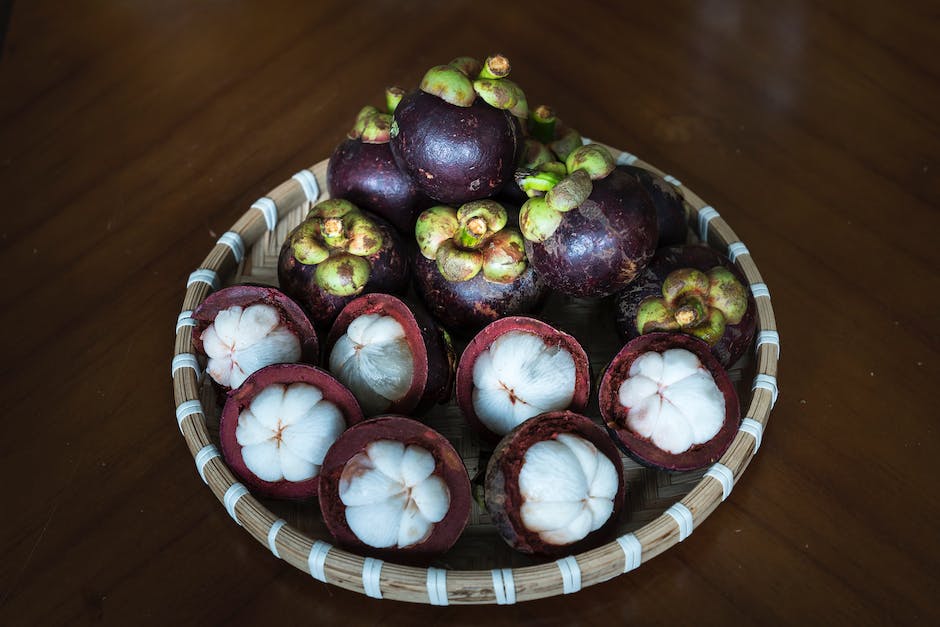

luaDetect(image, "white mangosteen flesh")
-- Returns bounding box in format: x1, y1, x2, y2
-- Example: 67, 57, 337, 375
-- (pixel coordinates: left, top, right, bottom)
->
518, 433, 619, 545
235, 382, 345, 483
329, 314, 415, 415
202, 304, 302, 388
471, 331, 577, 436
338, 440, 450, 549
617, 348, 726, 455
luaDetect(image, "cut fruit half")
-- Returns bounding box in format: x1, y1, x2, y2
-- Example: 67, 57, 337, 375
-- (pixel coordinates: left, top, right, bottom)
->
599, 332, 740, 471
456, 317, 590, 443
219, 363, 364, 499
318, 416, 471, 562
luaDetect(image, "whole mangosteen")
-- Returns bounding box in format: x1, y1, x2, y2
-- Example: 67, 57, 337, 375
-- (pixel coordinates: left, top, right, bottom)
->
484, 411, 626, 556
325, 293, 454, 417
277, 198, 408, 330
219, 363, 365, 499
412, 199, 547, 334
613, 244, 756, 368
598, 333, 740, 472
327, 90, 430, 234
618, 164, 688, 247
518, 144, 658, 298
317, 415, 471, 563
456, 317, 590, 444
191, 284, 318, 390
390, 54, 526, 204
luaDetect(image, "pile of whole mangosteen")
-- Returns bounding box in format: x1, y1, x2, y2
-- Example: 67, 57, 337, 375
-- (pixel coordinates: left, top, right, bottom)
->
191, 54, 756, 562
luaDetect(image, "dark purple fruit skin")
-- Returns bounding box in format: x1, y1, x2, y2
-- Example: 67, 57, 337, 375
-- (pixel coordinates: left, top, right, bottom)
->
277, 212, 409, 331
618, 165, 688, 247
327, 139, 430, 235
524, 167, 658, 298
390, 91, 522, 204
613, 245, 757, 368
412, 253, 548, 337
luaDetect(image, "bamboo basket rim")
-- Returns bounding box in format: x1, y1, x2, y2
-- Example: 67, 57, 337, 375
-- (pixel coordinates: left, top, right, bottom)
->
171, 141, 779, 605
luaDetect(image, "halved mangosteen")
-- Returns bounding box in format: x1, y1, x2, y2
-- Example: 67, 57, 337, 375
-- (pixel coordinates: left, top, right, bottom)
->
317, 415, 471, 562
598, 332, 740, 472
456, 317, 590, 443
277, 198, 409, 330
191, 285, 318, 390
617, 164, 688, 247
327, 91, 430, 234
613, 244, 757, 368
219, 363, 365, 499
412, 200, 547, 334
518, 144, 659, 298
389, 55, 525, 204
484, 411, 625, 556
325, 293, 453, 417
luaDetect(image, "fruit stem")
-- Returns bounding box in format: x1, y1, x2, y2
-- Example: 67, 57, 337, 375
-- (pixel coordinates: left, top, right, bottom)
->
479, 54, 511, 79
529, 105, 557, 144
385, 86, 405, 113
515, 168, 563, 197
322, 217, 347, 248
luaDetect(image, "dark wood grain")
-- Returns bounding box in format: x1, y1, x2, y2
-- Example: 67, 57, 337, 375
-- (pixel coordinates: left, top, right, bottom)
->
1, 0, 938, 623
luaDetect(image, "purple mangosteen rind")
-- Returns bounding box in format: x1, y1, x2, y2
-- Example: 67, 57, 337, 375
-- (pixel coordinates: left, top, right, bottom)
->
277, 209, 409, 331
524, 166, 659, 298
390, 90, 523, 204
484, 411, 626, 557
191, 284, 319, 366
598, 332, 741, 472
412, 252, 547, 336
613, 244, 757, 368
325, 293, 453, 416
456, 316, 591, 444
616, 165, 688, 247
327, 138, 429, 235
219, 363, 366, 500
317, 415, 472, 564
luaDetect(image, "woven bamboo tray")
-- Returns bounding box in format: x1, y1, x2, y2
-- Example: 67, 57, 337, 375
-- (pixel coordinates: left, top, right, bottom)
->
171, 141, 780, 605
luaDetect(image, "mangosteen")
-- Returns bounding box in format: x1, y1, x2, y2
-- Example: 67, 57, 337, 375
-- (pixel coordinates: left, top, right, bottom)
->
456, 317, 590, 443
614, 244, 756, 368
219, 363, 365, 499
617, 164, 688, 247
518, 144, 659, 298
598, 333, 740, 472
412, 199, 547, 334
191, 285, 318, 390
317, 415, 471, 562
389, 54, 526, 204
327, 90, 430, 234
277, 198, 408, 330
325, 293, 454, 417
484, 411, 625, 556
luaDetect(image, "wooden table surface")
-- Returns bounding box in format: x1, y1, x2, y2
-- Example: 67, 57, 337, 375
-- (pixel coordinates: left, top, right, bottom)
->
2, 1, 937, 624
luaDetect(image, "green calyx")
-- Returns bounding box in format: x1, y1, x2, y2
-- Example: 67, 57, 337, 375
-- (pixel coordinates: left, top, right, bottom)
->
521, 138, 555, 169
566, 144, 615, 180
385, 86, 405, 114
349, 106, 392, 144
550, 124, 583, 162
519, 196, 563, 243
420, 65, 476, 107
517, 168, 593, 242
449, 56, 482, 78
416, 201, 526, 283
529, 105, 557, 144
527, 104, 582, 160
421, 54, 527, 115
635, 266, 748, 345
545, 169, 591, 212
292, 199, 385, 294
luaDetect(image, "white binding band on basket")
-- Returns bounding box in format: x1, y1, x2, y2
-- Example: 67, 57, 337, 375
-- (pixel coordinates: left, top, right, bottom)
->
727, 242, 750, 262
308, 541, 331, 583
698, 206, 719, 241
750, 282, 771, 299
665, 503, 694, 542
194, 444, 220, 483
705, 463, 735, 501
556, 556, 582, 594
616, 533, 643, 572
663, 174, 682, 187
616, 151, 638, 165
362, 558, 384, 599
491, 568, 516, 605
187, 269, 220, 291
216, 231, 245, 264
252, 197, 278, 231
267, 519, 287, 559
176, 310, 196, 333
740, 418, 763, 452
426, 567, 449, 606
292, 169, 320, 202
752, 373, 779, 407
757, 330, 780, 355
223, 483, 249, 525
171, 354, 201, 379
175, 399, 204, 430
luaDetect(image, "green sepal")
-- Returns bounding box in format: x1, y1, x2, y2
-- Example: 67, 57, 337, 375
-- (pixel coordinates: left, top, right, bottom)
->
566, 144, 615, 180
315, 253, 370, 297
519, 196, 563, 242
415, 206, 459, 259
545, 169, 592, 213
436, 240, 483, 282
420, 65, 476, 107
